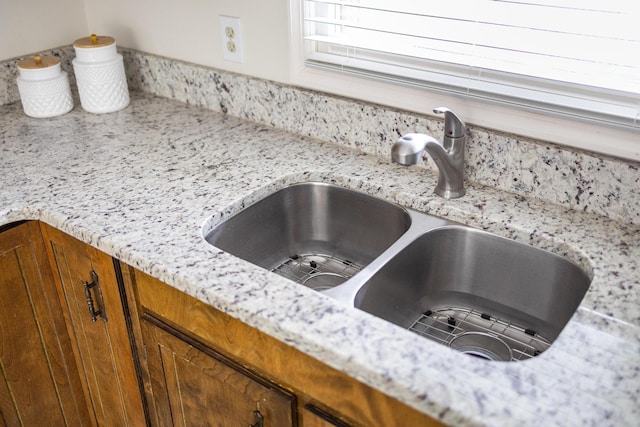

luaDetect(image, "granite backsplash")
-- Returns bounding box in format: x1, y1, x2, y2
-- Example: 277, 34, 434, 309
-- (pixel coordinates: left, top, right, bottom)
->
2, 46, 638, 226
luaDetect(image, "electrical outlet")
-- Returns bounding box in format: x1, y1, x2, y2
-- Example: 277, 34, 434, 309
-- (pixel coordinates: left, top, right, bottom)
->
219, 15, 243, 63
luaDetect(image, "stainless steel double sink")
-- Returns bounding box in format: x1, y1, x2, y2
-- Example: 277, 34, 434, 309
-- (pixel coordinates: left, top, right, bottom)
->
204, 182, 591, 362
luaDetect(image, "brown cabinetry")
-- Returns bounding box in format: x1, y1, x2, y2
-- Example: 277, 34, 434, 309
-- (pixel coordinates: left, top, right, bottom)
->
1, 221, 442, 427
40, 224, 146, 426
132, 268, 444, 427
302, 406, 351, 427
141, 316, 295, 426
0, 222, 91, 426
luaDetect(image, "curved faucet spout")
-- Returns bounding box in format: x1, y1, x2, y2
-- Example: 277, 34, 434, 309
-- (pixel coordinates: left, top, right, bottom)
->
391, 107, 466, 199
391, 133, 440, 165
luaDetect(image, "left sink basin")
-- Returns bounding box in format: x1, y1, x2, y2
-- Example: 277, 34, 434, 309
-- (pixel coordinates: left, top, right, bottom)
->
204, 182, 412, 290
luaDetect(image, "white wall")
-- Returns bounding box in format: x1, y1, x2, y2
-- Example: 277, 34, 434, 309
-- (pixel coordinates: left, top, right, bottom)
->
82, 0, 291, 83
0, 0, 88, 59
1, 0, 289, 82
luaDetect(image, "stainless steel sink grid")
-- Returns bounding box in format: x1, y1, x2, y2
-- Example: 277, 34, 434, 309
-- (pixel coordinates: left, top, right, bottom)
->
409, 307, 551, 361
271, 253, 363, 291
204, 182, 592, 362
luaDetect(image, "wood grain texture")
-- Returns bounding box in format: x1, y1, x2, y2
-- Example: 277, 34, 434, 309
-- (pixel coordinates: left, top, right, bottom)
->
134, 269, 445, 427
302, 406, 351, 427
119, 263, 157, 425
0, 221, 91, 426
40, 224, 146, 426
142, 319, 295, 427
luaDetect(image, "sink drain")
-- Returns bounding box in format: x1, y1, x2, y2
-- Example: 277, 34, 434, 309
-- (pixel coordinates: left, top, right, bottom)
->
302, 272, 349, 291
271, 253, 363, 290
408, 307, 551, 361
449, 332, 513, 361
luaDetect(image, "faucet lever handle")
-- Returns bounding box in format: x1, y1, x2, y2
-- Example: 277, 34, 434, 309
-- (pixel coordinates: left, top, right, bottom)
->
433, 107, 465, 138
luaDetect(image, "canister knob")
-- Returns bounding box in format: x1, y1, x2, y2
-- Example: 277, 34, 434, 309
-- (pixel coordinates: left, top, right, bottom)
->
17, 54, 60, 71
73, 34, 116, 49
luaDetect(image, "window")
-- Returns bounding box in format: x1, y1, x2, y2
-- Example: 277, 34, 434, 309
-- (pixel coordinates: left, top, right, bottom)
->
301, 0, 640, 130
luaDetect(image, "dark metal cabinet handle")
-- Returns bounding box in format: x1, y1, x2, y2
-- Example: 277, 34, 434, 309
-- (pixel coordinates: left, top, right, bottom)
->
83, 270, 107, 322
249, 410, 264, 427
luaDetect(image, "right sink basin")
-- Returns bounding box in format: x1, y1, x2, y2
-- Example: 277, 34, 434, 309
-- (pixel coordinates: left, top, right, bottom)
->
353, 226, 591, 361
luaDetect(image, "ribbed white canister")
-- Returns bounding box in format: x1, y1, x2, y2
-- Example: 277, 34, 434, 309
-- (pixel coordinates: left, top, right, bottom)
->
16, 55, 74, 118
72, 34, 130, 114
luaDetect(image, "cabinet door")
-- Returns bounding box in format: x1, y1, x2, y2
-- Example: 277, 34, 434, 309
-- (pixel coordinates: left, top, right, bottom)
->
0, 222, 91, 426
41, 224, 146, 426
142, 317, 295, 427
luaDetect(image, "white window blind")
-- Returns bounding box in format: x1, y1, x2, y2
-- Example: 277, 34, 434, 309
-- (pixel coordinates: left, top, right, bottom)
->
302, 0, 640, 129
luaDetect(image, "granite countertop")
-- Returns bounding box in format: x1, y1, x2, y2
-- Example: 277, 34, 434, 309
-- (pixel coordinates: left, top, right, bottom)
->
1, 92, 639, 426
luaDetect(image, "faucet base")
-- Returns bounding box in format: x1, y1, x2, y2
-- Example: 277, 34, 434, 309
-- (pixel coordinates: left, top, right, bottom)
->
435, 186, 465, 199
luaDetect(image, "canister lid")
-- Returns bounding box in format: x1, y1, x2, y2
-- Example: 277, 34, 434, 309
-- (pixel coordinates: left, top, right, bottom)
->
17, 54, 60, 69
74, 34, 115, 48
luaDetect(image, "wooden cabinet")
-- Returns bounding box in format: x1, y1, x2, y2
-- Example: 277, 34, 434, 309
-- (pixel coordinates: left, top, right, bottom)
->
1, 221, 443, 427
0, 222, 91, 426
40, 224, 146, 426
132, 268, 445, 427
141, 316, 295, 426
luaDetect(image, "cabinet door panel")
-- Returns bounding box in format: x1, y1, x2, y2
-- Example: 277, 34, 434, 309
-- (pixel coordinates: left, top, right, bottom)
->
144, 319, 295, 427
41, 224, 145, 426
0, 222, 91, 426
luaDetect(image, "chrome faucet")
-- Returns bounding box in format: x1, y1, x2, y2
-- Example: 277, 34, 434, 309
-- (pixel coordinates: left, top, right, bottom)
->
391, 107, 466, 199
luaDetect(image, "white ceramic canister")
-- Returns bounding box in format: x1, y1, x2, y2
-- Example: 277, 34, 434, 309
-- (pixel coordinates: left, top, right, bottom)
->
72, 34, 130, 113
16, 54, 74, 118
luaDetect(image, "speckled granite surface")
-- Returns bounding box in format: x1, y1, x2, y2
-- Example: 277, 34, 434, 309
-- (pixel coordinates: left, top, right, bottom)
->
1, 92, 639, 426
120, 50, 640, 227
2, 48, 639, 227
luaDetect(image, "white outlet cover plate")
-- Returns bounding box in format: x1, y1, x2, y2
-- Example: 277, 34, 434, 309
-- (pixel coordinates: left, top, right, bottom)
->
219, 15, 243, 63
